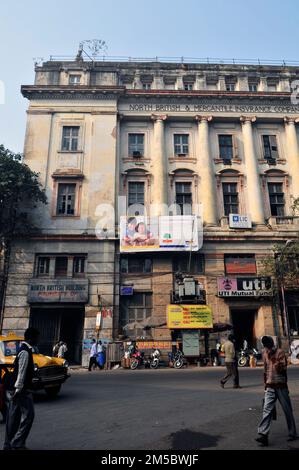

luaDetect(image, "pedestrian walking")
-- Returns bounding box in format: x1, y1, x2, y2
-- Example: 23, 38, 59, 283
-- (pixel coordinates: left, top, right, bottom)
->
53, 341, 68, 358
256, 336, 298, 447
97, 341, 105, 370
58, 342, 68, 359
3, 327, 40, 450
220, 334, 241, 389
88, 339, 99, 371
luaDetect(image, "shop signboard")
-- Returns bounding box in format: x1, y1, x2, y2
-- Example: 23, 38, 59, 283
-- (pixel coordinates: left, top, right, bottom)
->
28, 279, 89, 303
167, 304, 213, 329
120, 215, 201, 252
136, 340, 174, 350
217, 277, 272, 297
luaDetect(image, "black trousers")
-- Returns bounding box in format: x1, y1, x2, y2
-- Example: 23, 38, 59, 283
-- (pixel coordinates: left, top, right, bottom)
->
88, 357, 99, 371
221, 362, 239, 387
4, 391, 35, 450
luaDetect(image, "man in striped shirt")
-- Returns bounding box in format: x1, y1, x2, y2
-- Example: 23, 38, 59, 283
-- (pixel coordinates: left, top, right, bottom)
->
256, 336, 297, 447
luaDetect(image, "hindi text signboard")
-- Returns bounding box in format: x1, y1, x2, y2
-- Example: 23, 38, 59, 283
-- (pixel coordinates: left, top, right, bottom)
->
167, 304, 213, 329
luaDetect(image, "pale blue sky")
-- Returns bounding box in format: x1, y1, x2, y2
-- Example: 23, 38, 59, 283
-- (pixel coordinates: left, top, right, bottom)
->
1, 0, 299, 152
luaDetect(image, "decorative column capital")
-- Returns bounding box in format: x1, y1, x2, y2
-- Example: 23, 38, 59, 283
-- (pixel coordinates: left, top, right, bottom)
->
284, 116, 299, 125
151, 114, 168, 122
240, 115, 257, 124
195, 115, 213, 123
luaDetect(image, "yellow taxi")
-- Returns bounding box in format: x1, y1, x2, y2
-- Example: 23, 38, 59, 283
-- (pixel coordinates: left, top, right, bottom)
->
0, 333, 70, 397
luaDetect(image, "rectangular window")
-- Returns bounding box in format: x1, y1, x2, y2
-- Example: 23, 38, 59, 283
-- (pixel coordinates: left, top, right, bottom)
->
173, 254, 205, 274
120, 293, 153, 337
226, 83, 235, 91
268, 83, 277, 92
73, 256, 86, 277
262, 135, 279, 162
128, 182, 145, 215
268, 183, 285, 216
184, 83, 193, 91
37, 257, 50, 277
249, 83, 258, 92
128, 134, 144, 157
218, 135, 234, 161
222, 183, 239, 216
55, 257, 68, 277
175, 182, 192, 215
121, 257, 152, 274
174, 134, 189, 156
142, 83, 151, 90
61, 126, 79, 151
57, 183, 76, 216
69, 75, 81, 85
224, 254, 256, 274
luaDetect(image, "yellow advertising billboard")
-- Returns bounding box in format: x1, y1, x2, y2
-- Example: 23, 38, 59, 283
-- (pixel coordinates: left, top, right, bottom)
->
167, 304, 213, 329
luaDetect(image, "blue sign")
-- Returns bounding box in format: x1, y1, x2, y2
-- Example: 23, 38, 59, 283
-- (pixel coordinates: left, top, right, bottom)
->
121, 286, 134, 296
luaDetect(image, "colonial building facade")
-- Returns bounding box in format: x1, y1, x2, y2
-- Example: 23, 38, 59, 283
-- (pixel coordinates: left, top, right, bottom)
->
2, 57, 299, 364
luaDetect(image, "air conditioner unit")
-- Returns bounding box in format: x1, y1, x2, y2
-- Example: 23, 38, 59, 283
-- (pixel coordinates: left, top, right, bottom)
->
132, 151, 142, 158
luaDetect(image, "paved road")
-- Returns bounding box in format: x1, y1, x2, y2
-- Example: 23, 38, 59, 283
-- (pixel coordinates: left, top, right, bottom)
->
1, 367, 299, 450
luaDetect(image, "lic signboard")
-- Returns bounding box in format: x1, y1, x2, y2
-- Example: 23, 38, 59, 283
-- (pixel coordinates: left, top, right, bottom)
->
229, 214, 252, 229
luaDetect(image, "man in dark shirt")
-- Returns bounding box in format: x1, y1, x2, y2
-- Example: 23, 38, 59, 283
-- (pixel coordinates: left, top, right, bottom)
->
4, 327, 39, 450
256, 336, 297, 447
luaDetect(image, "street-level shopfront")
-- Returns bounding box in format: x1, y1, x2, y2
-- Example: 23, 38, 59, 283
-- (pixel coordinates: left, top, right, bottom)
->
217, 276, 274, 349
27, 278, 89, 364
167, 304, 213, 358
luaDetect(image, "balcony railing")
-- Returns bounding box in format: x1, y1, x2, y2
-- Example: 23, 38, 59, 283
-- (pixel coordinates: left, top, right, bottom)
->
269, 216, 299, 226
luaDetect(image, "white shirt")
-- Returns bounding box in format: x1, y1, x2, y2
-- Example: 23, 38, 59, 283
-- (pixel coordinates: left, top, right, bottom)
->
90, 343, 97, 357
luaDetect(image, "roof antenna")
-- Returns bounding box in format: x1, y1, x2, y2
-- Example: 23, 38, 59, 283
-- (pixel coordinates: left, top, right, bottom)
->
78, 39, 108, 61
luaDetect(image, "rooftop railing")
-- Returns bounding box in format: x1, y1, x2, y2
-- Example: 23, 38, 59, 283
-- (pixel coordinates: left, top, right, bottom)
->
46, 55, 299, 67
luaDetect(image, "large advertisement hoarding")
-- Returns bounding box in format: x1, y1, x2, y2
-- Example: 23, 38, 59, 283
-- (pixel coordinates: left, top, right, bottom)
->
120, 215, 201, 252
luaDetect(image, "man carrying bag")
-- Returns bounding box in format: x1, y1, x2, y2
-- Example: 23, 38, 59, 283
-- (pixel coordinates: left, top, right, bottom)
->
3, 327, 39, 450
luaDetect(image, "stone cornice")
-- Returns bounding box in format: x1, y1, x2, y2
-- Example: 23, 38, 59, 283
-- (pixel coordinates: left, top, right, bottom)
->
126, 89, 293, 99
21, 85, 125, 100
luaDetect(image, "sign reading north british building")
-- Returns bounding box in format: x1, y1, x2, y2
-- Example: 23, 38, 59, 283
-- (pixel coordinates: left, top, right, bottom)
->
28, 279, 89, 303
217, 277, 272, 297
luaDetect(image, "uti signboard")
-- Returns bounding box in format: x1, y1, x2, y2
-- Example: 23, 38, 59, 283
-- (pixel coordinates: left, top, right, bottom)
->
167, 304, 213, 329
217, 277, 272, 297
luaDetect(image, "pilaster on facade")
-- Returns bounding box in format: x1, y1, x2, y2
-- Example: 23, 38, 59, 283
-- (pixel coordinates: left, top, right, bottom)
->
195, 115, 218, 226
240, 115, 265, 225
150, 114, 168, 216
284, 116, 299, 198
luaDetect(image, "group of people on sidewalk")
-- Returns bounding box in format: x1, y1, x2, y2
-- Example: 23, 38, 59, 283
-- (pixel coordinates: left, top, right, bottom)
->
88, 339, 106, 371
220, 334, 298, 447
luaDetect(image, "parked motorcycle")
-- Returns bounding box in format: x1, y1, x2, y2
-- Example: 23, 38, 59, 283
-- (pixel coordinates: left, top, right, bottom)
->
150, 348, 161, 369
130, 351, 149, 370
238, 348, 260, 367
170, 350, 184, 369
